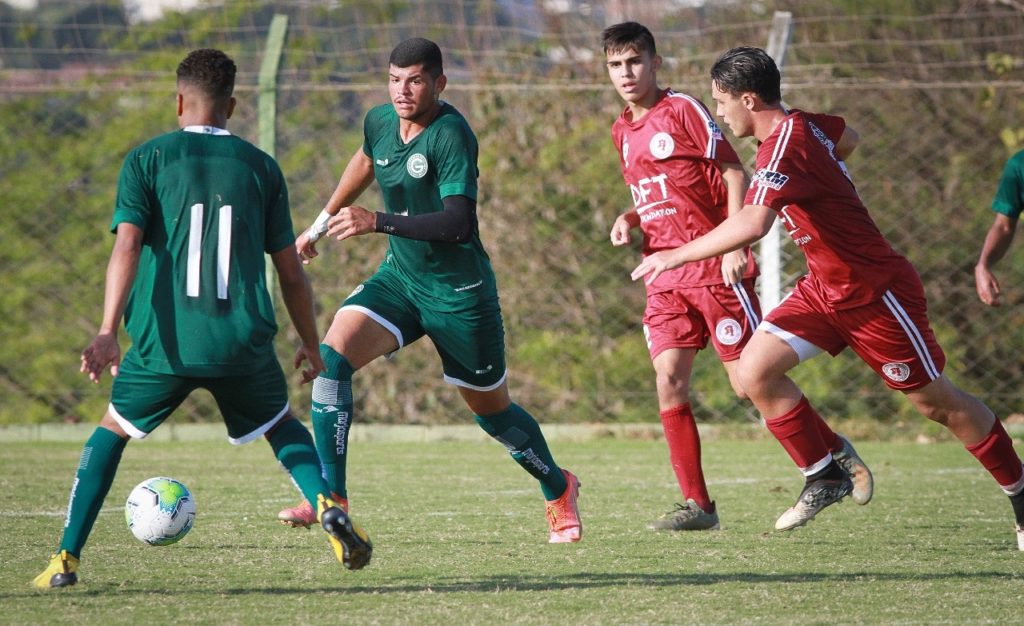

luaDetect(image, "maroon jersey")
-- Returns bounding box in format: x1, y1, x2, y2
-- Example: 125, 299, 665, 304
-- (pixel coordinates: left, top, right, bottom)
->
613, 89, 756, 293
747, 110, 916, 309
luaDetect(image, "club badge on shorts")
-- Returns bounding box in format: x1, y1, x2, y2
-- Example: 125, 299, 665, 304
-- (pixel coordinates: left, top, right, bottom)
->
882, 362, 911, 382
715, 318, 743, 346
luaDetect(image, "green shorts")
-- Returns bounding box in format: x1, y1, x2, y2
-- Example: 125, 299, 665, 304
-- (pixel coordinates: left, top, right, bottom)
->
342, 269, 507, 390
109, 349, 290, 444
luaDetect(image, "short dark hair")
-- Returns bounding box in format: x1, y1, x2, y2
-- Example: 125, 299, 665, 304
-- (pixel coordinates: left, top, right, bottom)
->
176, 48, 236, 101
710, 46, 782, 105
389, 37, 443, 79
601, 21, 656, 57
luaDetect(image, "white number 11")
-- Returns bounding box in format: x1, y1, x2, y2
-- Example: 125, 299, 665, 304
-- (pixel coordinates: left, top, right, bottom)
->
186, 203, 232, 300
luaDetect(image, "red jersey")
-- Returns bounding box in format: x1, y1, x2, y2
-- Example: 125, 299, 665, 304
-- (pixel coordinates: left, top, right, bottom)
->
747, 110, 916, 310
613, 89, 757, 293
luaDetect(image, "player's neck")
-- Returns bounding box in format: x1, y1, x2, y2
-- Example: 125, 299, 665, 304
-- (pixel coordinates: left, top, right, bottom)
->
753, 106, 789, 142
398, 101, 442, 143
179, 111, 229, 131
624, 87, 663, 121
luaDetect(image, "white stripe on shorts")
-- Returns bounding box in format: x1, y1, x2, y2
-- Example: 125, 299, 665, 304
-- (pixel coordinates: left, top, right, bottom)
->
732, 281, 761, 328
881, 289, 941, 381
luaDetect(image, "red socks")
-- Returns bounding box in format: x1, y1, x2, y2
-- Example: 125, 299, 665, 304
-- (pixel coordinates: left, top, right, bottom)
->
659, 404, 712, 511
966, 418, 1024, 494
764, 396, 832, 474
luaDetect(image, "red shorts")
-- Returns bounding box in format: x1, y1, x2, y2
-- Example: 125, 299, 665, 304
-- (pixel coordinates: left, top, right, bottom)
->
762, 274, 946, 390
643, 278, 761, 362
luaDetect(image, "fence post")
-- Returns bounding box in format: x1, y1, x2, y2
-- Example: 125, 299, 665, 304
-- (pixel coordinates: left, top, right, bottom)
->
758, 10, 793, 313
259, 14, 288, 301
259, 14, 288, 157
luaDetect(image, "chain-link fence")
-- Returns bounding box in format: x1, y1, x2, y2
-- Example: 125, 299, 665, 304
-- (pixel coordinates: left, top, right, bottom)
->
2, 0, 1023, 426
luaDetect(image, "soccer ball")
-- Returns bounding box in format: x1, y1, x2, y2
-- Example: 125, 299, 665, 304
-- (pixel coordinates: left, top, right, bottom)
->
125, 477, 196, 546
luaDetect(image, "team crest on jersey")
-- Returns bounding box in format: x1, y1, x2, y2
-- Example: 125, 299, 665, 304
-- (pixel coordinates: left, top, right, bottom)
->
649, 132, 674, 159
715, 318, 743, 346
406, 153, 428, 178
622, 137, 630, 166
753, 168, 789, 190
707, 120, 724, 140
882, 362, 911, 383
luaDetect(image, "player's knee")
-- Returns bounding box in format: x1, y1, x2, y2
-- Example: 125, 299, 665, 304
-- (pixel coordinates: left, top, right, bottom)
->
654, 371, 689, 401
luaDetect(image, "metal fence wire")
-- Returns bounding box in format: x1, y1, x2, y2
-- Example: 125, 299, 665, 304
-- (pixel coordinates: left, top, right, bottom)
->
2, 0, 1023, 426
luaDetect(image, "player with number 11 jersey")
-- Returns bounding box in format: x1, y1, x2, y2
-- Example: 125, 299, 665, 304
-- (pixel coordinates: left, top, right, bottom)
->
112, 127, 293, 376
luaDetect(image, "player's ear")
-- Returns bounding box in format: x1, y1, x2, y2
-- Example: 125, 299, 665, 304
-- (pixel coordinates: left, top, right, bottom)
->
226, 96, 236, 119
652, 54, 663, 71
434, 73, 447, 97
176, 93, 184, 117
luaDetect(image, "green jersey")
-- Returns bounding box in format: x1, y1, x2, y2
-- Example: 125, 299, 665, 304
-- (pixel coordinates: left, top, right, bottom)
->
992, 149, 1024, 219
111, 126, 295, 376
362, 102, 497, 309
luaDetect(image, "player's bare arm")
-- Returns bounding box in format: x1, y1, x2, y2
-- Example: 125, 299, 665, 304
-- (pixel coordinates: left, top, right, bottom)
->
297, 147, 375, 262
81, 222, 143, 382
271, 246, 325, 383
718, 160, 752, 284
632, 203, 775, 285
975, 213, 1018, 306
835, 127, 860, 160
610, 209, 640, 246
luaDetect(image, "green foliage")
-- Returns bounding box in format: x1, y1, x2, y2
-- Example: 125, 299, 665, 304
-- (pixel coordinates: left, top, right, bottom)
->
4, 1, 1024, 425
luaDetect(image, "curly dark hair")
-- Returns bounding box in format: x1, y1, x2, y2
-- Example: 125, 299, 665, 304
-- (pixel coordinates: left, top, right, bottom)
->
176, 48, 236, 100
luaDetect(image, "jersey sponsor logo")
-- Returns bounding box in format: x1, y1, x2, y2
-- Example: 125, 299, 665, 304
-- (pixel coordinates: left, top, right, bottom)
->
753, 168, 789, 190
631, 172, 669, 207
707, 119, 724, 140
882, 362, 911, 383
453, 280, 484, 292
639, 205, 678, 223
375, 158, 390, 167
406, 153, 428, 178
649, 132, 674, 159
715, 318, 743, 346
808, 122, 835, 152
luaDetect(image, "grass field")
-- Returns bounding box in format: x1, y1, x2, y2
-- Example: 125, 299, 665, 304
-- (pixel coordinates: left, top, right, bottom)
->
2, 433, 1022, 625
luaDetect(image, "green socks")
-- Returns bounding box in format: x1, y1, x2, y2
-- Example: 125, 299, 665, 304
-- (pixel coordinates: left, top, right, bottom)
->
59, 427, 127, 558
475, 403, 567, 500
310, 344, 355, 499
266, 417, 332, 508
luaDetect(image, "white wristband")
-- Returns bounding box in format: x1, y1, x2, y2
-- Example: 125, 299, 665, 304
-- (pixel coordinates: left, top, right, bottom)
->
307, 209, 331, 243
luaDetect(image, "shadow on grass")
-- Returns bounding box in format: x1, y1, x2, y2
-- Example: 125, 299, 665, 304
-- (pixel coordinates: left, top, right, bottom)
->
8, 569, 1021, 599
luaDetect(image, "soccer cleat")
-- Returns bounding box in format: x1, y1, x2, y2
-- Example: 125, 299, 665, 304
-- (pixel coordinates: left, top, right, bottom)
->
1017, 525, 1024, 552
32, 550, 79, 589
278, 493, 348, 528
545, 469, 582, 543
774, 474, 853, 531
647, 499, 720, 531
833, 435, 874, 505
317, 494, 372, 570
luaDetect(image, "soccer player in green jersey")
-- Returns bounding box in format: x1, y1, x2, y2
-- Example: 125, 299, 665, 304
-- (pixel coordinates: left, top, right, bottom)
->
277, 37, 582, 544
32, 49, 371, 589
976, 149, 1024, 307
